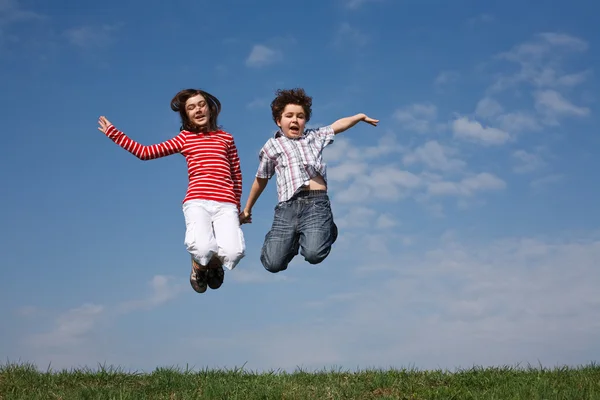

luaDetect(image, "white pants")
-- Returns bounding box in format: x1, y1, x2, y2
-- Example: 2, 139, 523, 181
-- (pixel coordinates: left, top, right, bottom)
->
182, 199, 245, 270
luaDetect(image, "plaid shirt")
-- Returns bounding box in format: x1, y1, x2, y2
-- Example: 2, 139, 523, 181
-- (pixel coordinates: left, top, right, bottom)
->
256, 125, 336, 202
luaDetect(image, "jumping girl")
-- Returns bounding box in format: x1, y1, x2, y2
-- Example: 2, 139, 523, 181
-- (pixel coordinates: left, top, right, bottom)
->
97, 88, 245, 294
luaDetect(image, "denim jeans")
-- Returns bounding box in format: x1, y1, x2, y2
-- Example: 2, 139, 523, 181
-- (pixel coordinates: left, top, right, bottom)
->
260, 190, 338, 273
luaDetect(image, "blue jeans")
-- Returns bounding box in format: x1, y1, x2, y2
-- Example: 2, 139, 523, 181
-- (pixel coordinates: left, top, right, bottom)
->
260, 190, 338, 273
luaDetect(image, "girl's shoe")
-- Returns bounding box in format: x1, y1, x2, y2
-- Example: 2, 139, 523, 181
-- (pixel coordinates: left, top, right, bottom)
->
190, 257, 208, 293
207, 256, 225, 290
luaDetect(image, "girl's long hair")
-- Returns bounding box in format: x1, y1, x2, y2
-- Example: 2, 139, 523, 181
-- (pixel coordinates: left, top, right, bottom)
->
170, 89, 222, 132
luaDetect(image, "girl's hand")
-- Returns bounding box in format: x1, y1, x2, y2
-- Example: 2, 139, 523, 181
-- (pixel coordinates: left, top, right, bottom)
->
362, 115, 379, 126
97, 116, 113, 133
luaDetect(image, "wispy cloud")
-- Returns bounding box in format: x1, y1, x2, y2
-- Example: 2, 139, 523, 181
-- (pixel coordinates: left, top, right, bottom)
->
531, 173, 565, 191
23, 275, 184, 350
403, 140, 466, 172
179, 231, 600, 372
333, 22, 368, 47
425, 172, 506, 197
468, 13, 494, 25
0, 0, 45, 25
25, 303, 105, 349
452, 116, 511, 145
325, 132, 505, 208
534, 89, 590, 122
472, 32, 592, 139
64, 24, 121, 49
511, 148, 546, 174
245, 44, 282, 68
393, 103, 445, 134
434, 70, 460, 87
490, 32, 590, 93
341, 0, 385, 10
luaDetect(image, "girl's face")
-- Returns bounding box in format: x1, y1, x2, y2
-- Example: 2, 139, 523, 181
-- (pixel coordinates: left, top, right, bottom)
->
277, 104, 306, 139
185, 94, 210, 130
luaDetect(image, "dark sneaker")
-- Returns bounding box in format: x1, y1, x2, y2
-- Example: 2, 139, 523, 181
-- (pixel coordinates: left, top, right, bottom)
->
190, 256, 208, 293
207, 256, 225, 290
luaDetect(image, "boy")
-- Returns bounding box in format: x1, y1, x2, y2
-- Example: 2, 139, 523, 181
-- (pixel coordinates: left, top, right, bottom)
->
240, 88, 378, 273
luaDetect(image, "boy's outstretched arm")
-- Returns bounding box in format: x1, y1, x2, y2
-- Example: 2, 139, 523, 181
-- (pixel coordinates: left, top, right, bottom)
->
331, 113, 379, 134
240, 177, 269, 224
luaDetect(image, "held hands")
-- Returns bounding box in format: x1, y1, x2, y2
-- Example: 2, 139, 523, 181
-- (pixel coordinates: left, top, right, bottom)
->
97, 116, 112, 133
239, 209, 252, 225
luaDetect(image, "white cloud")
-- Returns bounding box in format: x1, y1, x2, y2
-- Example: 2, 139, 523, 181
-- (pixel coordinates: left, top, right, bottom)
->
531, 173, 565, 190
175, 231, 600, 372
245, 44, 282, 68
491, 33, 590, 93
452, 117, 511, 145
434, 70, 460, 86
468, 13, 494, 24
65, 24, 120, 48
512, 149, 546, 174
475, 97, 504, 118
537, 32, 588, 51
403, 140, 466, 172
426, 172, 506, 197
534, 89, 590, 120
393, 103, 443, 133
496, 111, 542, 133
246, 98, 268, 109
16, 231, 600, 372
336, 206, 377, 229
327, 133, 505, 207
25, 303, 105, 348
333, 22, 367, 47
0, 0, 45, 25
116, 275, 186, 314
375, 214, 397, 229
23, 275, 185, 351
230, 268, 290, 284
342, 0, 384, 10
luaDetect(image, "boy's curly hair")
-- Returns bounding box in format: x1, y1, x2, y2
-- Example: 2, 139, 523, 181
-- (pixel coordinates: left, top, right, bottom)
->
270, 88, 312, 124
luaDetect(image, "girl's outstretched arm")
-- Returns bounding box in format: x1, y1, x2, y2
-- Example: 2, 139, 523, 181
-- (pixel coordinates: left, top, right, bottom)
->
331, 113, 379, 135
98, 116, 185, 160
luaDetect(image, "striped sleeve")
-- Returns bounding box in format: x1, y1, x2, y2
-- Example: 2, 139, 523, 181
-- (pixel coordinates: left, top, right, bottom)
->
228, 138, 243, 211
104, 125, 185, 160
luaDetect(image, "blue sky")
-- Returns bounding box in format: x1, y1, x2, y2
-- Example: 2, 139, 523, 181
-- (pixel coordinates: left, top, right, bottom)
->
1, 0, 599, 372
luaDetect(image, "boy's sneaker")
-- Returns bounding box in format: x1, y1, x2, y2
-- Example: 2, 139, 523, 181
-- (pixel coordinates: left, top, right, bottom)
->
207, 256, 225, 290
190, 257, 208, 293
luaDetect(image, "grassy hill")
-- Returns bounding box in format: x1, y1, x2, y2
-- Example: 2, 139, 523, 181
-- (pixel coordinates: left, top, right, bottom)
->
1, 362, 599, 399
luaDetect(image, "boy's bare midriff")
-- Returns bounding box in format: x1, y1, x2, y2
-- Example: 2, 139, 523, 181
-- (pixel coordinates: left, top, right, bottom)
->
302, 176, 328, 191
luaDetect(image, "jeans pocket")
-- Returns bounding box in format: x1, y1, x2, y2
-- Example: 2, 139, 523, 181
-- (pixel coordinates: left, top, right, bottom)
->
312, 198, 331, 212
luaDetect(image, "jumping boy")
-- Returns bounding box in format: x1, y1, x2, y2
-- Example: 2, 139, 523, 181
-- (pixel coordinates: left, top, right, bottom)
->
239, 88, 378, 273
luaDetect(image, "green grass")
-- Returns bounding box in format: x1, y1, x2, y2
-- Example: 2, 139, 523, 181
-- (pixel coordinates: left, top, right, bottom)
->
1, 362, 599, 399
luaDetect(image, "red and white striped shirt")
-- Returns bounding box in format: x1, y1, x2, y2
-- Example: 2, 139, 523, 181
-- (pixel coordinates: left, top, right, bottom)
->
104, 124, 242, 210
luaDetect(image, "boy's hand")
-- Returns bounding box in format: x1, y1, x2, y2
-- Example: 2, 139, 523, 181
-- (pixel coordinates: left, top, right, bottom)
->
239, 209, 252, 225
362, 114, 379, 126
98, 116, 112, 133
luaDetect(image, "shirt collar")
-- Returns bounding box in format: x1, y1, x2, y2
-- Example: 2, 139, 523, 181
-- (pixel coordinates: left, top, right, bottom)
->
274, 129, 306, 139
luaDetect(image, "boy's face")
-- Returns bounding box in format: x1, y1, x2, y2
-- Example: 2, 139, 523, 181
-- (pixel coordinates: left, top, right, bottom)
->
277, 104, 306, 139
185, 94, 210, 129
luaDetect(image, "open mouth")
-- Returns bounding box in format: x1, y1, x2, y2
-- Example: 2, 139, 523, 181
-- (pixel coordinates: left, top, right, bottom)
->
289, 126, 300, 134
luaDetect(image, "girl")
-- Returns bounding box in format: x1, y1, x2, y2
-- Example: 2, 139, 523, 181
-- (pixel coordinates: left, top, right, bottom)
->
97, 88, 245, 294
